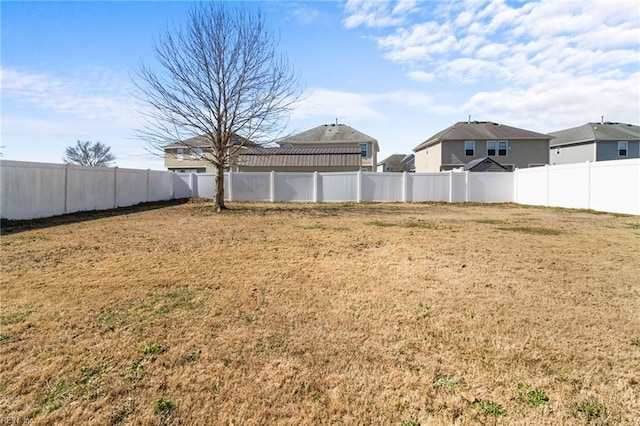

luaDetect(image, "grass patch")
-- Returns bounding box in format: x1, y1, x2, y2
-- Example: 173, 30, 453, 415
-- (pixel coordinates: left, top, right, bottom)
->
0, 308, 32, 325
518, 383, 549, 406
498, 226, 562, 236
366, 220, 396, 228
475, 399, 506, 417
573, 398, 611, 422
153, 397, 176, 415
435, 377, 459, 390
142, 343, 168, 356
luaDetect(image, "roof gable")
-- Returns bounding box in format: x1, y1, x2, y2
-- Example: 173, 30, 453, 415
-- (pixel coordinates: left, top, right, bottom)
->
550, 122, 640, 147
280, 124, 379, 151
414, 121, 551, 152
463, 156, 509, 172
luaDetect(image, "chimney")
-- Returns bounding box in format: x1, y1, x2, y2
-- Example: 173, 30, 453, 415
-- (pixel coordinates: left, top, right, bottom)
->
601, 116, 604, 125
468, 115, 471, 124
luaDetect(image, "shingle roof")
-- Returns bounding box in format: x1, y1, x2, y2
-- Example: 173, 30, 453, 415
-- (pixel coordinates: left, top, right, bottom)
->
463, 157, 509, 171
163, 134, 252, 149
414, 121, 552, 152
279, 124, 380, 151
549, 122, 640, 147
377, 154, 407, 166
237, 146, 361, 168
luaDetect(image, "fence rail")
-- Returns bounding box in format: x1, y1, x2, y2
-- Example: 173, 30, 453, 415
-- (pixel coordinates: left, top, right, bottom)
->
1, 159, 638, 220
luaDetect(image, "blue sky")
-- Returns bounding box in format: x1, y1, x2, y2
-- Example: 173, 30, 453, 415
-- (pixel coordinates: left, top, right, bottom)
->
2, 0, 639, 169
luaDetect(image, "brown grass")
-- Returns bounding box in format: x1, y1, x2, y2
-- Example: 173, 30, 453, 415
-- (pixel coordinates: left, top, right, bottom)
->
1, 201, 639, 425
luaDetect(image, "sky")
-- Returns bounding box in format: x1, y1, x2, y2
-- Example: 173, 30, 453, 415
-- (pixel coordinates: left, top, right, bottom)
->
2, 0, 639, 170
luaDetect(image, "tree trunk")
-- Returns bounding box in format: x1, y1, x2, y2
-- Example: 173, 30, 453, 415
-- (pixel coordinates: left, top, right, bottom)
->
214, 165, 226, 212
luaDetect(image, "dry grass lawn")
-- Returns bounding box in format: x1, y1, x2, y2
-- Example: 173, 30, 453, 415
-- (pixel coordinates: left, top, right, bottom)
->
1, 200, 639, 425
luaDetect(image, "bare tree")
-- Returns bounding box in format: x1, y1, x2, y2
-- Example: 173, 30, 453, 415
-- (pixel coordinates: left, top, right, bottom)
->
136, 2, 300, 211
63, 140, 116, 167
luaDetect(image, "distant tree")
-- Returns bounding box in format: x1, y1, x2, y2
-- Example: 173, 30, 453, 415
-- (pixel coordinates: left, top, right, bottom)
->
136, 2, 300, 211
63, 140, 116, 167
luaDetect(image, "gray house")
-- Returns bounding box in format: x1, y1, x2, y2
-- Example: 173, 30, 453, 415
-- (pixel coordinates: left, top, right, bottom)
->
549, 122, 640, 165
413, 121, 551, 172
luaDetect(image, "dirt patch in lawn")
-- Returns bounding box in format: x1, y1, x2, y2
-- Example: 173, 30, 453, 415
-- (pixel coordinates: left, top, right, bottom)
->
1, 201, 639, 425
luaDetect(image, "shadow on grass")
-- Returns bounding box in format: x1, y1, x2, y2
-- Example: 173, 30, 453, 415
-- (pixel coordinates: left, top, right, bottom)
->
0, 199, 190, 236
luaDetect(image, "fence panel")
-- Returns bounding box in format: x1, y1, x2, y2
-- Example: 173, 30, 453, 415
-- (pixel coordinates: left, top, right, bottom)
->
67, 165, 116, 213
194, 174, 216, 199
173, 174, 194, 199
232, 172, 271, 202
450, 172, 468, 202
149, 170, 173, 202
548, 163, 589, 210
0, 161, 67, 219
274, 172, 315, 202
514, 167, 548, 206
361, 172, 403, 202
408, 173, 450, 202
589, 159, 639, 215
468, 172, 514, 203
116, 168, 150, 207
318, 172, 358, 202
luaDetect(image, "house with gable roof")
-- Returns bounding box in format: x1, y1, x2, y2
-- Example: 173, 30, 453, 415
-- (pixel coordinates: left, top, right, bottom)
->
549, 121, 640, 165
236, 123, 379, 172
413, 121, 552, 172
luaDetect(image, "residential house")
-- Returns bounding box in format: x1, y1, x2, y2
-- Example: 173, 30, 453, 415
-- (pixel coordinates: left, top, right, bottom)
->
413, 121, 552, 172
236, 146, 362, 172
549, 121, 640, 165
164, 134, 252, 173
245, 123, 379, 172
377, 154, 411, 172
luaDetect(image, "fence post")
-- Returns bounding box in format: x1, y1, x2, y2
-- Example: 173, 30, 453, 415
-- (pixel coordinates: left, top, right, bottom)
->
228, 170, 233, 202
270, 170, 275, 203
313, 171, 318, 203
170, 171, 175, 199
545, 165, 550, 207
402, 171, 408, 202
585, 161, 591, 210
465, 171, 470, 202
449, 171, 453, 203
114, 167, 118, 208
513, 168, 518, 204
64, 163, 69, 214
147, 169, 151, 202
356, 170, 362, 203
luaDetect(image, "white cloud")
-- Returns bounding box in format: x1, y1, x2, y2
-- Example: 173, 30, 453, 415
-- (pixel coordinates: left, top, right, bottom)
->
462, 72, 640, 131
1, 67, 139, 126
407, 70, 435, 82
292, 88, 382, 120
343, 0, 413, 29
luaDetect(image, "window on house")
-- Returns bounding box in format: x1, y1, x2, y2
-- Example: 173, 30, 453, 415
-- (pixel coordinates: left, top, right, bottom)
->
465, 141, 475, 156
498, 141, 508, 156
190, 148, 203, 159
176, 148, 184, 161
359, 143, 368, 158
487, 141, 496, 156
618, 141, 628, 157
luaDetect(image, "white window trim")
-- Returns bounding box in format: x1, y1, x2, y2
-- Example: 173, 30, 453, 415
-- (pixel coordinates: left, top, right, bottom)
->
618, 141, 628, 157
498, 140, 508, 156
465, 140, 475, 157
176, 148, 184, 161
359, 143, 368, 158
487, 140, 496, 156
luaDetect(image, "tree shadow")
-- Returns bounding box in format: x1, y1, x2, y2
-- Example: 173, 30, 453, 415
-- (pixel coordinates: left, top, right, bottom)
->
0, 199, 190, 235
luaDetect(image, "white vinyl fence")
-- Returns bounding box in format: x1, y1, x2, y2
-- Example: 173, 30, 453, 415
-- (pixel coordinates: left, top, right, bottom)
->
1, 159, 638, 220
